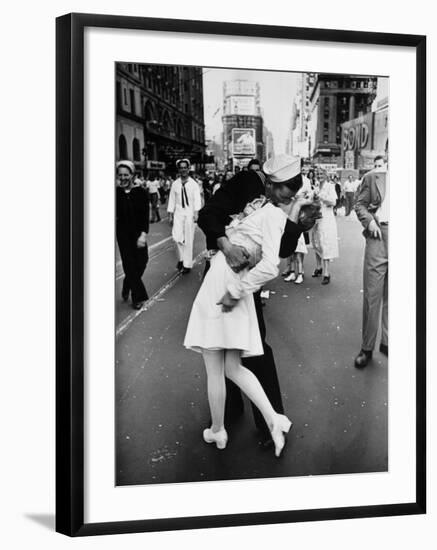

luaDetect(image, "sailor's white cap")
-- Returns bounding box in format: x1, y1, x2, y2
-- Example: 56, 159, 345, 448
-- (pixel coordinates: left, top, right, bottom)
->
263, 154, 301, 183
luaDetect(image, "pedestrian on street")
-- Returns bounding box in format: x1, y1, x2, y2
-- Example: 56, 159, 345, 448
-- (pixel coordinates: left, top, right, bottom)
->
344, 175, 359, 216
116, 160, 150, 310
247, 158, 261, 171
354, 155, 389, 368
197, 154, 321, 449
283, 174, 312, 284
333, 175, 343, 216
311, 169, 339, 285
167, 159, 202, 274
146, 173, 161, 222
158, 172, 167, 205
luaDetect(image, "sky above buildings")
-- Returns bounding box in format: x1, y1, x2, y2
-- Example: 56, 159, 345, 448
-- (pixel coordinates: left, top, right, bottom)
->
202, 67, 302, 155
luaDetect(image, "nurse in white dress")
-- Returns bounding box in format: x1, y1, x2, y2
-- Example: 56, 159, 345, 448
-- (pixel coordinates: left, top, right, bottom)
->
184, 155, 311, 457
311, 169, 339, 285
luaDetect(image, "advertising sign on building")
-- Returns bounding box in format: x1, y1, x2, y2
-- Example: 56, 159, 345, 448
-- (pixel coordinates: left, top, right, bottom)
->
232, 128, 256, 156
146, 160, 166, 170
225, 96, 256, 116
373, 109, 389, 156
224, 81, 257, 97
344, 151, 355, 169
315, 162, 339, 173
342, 113, 374, 154
233, 157, 253, 168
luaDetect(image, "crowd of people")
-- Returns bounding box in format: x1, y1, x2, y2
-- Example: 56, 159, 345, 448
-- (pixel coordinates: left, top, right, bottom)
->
116, 152, 389, 458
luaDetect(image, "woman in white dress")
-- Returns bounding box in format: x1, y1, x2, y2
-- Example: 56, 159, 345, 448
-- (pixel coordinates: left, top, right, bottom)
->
311, 170, 339, 284
184, 179, 310, 457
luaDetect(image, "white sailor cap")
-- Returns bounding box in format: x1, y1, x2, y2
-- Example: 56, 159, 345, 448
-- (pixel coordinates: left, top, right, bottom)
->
116, 160, 136, 174
176, 158, 191, 169
263, 154, 301, 183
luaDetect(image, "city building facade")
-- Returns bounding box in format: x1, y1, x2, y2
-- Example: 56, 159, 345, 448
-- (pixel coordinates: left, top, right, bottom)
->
308, 74, 377, 169
264, 128, 275, 161
340, 77, 389, 175
116, 63, 206, 175
221, 80, 265, 169
290, 73, 315, 159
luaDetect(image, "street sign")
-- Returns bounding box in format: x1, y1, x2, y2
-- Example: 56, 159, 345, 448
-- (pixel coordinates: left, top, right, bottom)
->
146, 160, 166, 170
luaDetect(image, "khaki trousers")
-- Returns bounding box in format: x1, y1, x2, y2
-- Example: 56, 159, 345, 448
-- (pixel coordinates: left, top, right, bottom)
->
362, 224, 388, 351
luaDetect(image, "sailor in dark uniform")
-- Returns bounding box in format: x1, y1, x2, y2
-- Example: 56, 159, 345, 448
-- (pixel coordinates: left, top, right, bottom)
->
116, 160, 150, 310
197, 154, 320, 447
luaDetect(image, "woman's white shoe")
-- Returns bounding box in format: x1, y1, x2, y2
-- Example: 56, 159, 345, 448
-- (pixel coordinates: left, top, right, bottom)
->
203, 428, 228, 450
284, 271, 296, 282
270, 414, 292, 457
294, 273, 304, 284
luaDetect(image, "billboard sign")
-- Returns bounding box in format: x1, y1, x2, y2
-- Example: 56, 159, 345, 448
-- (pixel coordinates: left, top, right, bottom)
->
225, 96, 256, 116
342, 113, 374, 153
344, 151, 355, 169
232, 128, 256, 156
233, 157, 253, 168
146, 160, 166, 170
224, 80, 257, 97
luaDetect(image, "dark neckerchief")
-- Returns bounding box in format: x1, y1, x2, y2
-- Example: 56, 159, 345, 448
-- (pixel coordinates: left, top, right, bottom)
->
181, 177, 189, 208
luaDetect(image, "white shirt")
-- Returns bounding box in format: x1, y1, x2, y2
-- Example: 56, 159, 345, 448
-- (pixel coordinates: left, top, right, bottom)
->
146, 180, 160, 194
167, 177, 202, 216
344, 179, 358, 193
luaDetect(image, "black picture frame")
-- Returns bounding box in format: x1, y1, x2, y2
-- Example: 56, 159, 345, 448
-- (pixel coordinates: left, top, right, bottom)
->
56, 12, 426, 537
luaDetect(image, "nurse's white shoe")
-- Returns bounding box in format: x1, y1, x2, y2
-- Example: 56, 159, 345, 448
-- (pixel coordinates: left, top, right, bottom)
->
203, 428, 228, 450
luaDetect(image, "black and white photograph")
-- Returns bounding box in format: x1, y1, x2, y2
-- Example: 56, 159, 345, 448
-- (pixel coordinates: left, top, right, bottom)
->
115, 63, 390, 486
1, 0, 432, 545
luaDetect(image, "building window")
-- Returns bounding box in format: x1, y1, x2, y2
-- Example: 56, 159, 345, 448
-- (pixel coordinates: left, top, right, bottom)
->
119, 134, 128, 159
130, 89, 135, 114
123, 88, 128, 105
116, 82, 122, 109
132, 138, 140, 161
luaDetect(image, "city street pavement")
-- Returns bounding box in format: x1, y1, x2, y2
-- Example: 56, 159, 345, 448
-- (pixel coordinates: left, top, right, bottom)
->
115, 209, 388, 486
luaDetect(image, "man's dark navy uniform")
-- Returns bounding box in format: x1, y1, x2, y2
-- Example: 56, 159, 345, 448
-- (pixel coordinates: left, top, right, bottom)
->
116, 184, 150, 307
198, 168, 305, 443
